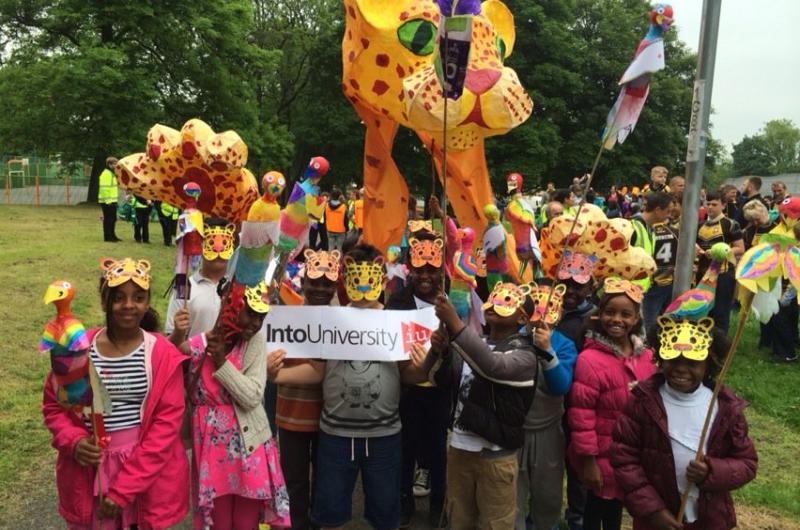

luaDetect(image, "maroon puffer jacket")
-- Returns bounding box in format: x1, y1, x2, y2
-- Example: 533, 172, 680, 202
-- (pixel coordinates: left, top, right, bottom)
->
611, 374, 757, 530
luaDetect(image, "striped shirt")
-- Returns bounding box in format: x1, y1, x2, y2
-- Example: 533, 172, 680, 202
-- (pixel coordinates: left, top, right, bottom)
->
85, 342, 147, 432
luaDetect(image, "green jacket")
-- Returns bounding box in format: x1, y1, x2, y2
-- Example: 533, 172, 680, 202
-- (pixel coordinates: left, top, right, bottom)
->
98, 169, 118, 204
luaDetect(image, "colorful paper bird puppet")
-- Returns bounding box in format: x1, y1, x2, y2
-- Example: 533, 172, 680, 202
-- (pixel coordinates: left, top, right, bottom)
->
40, 280, 110, 444
115, 119, 259, 221
503, 172, 541, 276
602, 4, 673, 150
385, 245, 408, 303
278, 156, 329, 256
173, 182, 205, 299
235, 171, 287, 287
664, 242, 735, 320
539, 203, 656, 281
452, 228, 486, 331
736, 233, 800, 322
482, 203, 510, 289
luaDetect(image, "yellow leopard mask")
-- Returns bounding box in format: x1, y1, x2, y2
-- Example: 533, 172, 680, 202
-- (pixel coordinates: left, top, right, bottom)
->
244, 281, 271, 314
529, 283, 566, 326
657, 317, 714, 362
100, 257, 151, 290
344, 255, 385, 301
304, 248, 342, 282
203, 223, 236, 261
482, 281, 531, 317
409, 237, 444, 268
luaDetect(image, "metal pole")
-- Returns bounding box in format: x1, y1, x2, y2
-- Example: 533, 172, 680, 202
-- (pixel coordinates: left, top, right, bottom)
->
672, 0, 722, 297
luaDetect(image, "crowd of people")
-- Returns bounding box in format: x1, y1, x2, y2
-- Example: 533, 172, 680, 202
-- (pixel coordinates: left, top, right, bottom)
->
49, 163, 776, 530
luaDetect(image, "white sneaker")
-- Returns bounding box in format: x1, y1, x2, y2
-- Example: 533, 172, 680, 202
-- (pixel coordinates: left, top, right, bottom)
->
413, 468, 431, 497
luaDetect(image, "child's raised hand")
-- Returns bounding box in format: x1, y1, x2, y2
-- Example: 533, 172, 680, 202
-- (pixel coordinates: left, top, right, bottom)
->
74, 437, 101, 467
205, 329, 227, 369
686, 458, 709, 484
532, 325, 552, 353
409, 343, 427, 369
267, 349, 287, 381
646, 509, 682, 530
434, 295, 464, 335
430, 326, 450, 355
173, 308, 190, 334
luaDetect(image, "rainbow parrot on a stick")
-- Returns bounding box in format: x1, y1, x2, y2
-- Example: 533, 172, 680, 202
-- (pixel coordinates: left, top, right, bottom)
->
602, 4, 673, 150
40, 280, 111, 443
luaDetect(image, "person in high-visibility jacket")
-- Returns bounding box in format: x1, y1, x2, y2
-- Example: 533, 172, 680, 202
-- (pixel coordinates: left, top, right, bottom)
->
631, 191, 673, 294
98, 157, 121, 242
155, 200, 180, 246
131, 194, 152, 243
325, 190, 349, 251
353, 189, 364, 234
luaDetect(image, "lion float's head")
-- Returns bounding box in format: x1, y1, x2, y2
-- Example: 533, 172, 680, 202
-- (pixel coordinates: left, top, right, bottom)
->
342, 0, 532, 150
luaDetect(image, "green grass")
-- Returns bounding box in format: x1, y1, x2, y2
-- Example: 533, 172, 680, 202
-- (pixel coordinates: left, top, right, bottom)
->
0, 205, 798, 522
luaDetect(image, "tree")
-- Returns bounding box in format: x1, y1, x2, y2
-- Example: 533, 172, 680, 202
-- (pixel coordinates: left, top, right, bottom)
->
732, 134, 776, 176
732, 119, 800, 177
762, 119, 800, 174
0, 0, 289, 201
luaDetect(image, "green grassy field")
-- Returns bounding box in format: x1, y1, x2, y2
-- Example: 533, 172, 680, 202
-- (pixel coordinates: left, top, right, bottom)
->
0, 205, 798, 524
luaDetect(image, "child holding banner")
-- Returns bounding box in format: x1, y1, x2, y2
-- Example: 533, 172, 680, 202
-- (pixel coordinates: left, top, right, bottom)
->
422, 284, 545, 530
268, 243, 428, 530
385, 230, 449, 528
275, 249, 339, 530
181, 281, 290, 530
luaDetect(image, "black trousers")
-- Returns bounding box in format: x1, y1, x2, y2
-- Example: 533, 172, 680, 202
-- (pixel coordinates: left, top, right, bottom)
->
583, 492, 622, 530
158, 216, 176, 245
772, 301, 799, 359
708, 270, 735, 334
278, 428, 319, 530
400, 385, 449, 512
134, 206, 151, 242
100, 202, 118, 241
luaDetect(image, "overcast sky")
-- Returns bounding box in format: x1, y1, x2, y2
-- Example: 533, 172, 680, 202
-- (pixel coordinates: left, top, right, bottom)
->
668, 0, 800, 152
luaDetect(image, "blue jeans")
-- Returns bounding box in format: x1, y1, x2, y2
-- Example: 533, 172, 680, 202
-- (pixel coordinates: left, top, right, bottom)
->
642, 283, 674, 333
312, 431, 401, 530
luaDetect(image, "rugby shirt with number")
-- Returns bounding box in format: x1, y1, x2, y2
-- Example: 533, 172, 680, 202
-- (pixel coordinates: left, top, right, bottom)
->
84, 342, 147, 432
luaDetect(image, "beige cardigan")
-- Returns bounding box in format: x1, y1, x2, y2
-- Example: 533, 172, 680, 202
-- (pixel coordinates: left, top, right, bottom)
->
210, 329, 269, 455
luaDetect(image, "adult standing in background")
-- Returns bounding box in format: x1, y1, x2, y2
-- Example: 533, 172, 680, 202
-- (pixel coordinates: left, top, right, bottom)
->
98, 156, 121, 242
131, 194, 152, 243
669, 175, 685, 197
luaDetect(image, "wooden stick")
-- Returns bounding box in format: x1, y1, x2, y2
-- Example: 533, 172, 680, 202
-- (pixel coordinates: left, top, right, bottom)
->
675, 289, 754, 521
90, 404, 104, 507
441, 25, 450, 294
540, 142, 605, 312
183, 253, 191, 309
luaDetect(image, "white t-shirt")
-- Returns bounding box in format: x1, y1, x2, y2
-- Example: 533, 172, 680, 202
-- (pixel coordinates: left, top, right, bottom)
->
165, 271, 221, 337
660, 382, 718, 523
450, 361, 503, 453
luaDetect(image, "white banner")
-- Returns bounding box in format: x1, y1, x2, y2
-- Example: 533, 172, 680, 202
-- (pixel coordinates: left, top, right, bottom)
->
264, 306, 440, 361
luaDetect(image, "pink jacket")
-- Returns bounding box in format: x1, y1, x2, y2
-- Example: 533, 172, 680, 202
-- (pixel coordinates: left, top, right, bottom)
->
42, 328, 189, 528
567, 332, 655, 500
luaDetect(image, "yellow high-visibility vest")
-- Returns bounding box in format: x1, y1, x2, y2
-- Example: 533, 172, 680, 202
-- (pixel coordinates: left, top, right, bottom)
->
98, 169, 118, 204
631, 218, 655, 292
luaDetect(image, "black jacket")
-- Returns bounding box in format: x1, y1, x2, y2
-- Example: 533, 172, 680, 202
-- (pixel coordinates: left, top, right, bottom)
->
424, 326, 539, 450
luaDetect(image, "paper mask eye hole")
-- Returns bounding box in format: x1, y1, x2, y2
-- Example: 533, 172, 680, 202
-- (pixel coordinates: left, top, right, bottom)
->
398, 19, 437, 56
